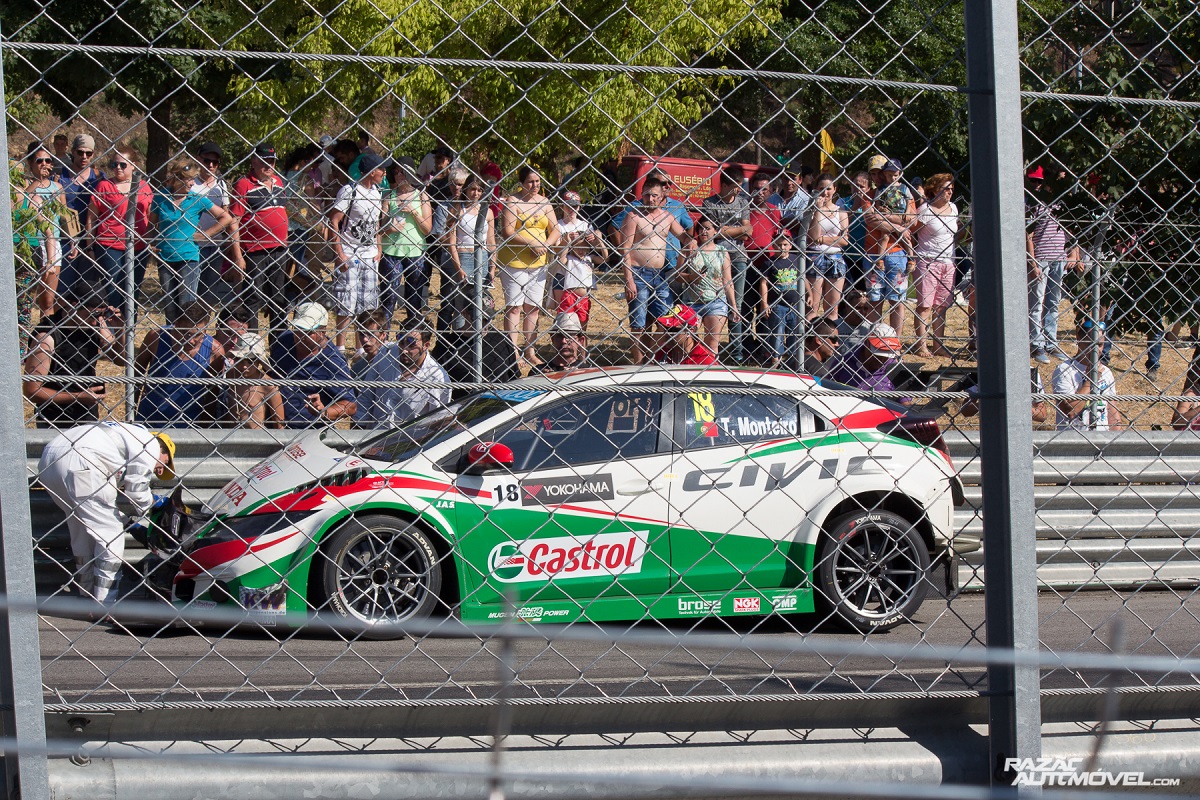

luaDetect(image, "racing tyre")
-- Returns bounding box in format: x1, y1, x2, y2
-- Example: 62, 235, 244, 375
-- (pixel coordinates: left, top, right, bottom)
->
815, 509, 930, 633
320, 515, 442, 639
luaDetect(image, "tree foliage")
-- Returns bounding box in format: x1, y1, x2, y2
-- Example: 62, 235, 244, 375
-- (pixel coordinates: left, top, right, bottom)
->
1, 0, 246, 172
221, 0, 779, 174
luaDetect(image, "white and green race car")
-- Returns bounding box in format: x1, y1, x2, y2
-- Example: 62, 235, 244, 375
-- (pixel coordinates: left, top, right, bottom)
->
135, 367, 972, 636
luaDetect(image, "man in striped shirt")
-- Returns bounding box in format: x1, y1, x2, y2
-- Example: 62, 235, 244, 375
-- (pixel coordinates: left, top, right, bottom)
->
1026, 165, 1081, 363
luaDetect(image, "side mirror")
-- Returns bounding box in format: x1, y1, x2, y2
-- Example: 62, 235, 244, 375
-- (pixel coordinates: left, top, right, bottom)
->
463, 442, 515, 476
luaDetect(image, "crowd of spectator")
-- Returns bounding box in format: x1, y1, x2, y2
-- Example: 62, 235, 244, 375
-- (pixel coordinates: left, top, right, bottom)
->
10, 127, 1162, 432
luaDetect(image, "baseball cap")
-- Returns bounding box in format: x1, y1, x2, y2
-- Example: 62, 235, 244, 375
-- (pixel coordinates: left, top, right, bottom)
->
866, 154, 887, 171
290, 302, 328, 332
151, 432, 177, 480
196, 141, 223, 160
550, 312, 583, 334
863, 323, 902, 357
229, 332, 268, 362
253, 143, 277, 160
561, 190, 581, 206
657, 304, 701, 330
318, 135, 335, 148
1026, 165, 1045, 180
358, 152, 389, 175
882, 158, 904, 173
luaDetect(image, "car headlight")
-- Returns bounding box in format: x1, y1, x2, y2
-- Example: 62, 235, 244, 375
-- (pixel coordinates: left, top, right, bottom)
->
197, 511, 317, 548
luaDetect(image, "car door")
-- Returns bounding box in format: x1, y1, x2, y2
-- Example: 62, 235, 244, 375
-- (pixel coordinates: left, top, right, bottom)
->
454, 390, 674, 608
670, 389, 827, 594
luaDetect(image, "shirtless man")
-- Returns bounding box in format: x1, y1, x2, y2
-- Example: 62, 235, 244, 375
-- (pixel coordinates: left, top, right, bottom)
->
621, 175, 691, 364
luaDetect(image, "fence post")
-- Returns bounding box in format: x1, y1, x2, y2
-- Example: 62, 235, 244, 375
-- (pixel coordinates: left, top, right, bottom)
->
0, 22, 52, 800
962, 0, 1044, 784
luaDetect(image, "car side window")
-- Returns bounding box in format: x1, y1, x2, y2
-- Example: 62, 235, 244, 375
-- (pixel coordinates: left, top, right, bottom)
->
494, 392, 662, 471
681, 391, 815, 449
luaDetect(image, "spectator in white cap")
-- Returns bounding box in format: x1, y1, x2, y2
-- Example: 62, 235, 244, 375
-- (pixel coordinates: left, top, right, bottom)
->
828, 321, 910, 405
534, 312, 594, 375
269, 301, 356, 427
225, 331, 283, 429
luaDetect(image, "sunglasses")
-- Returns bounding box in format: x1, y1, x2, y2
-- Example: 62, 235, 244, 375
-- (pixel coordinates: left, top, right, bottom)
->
33, 157, 53, 165
109, 161, 130, 170
398, 337, 423, 349
201, 158, 220, 166
74, 150, 93, 156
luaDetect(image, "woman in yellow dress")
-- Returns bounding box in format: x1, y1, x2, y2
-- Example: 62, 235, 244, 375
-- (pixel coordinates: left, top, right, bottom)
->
496, 166, 559, 367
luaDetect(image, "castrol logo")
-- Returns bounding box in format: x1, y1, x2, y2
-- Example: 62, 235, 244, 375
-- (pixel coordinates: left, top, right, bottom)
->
488, 532, 648, 583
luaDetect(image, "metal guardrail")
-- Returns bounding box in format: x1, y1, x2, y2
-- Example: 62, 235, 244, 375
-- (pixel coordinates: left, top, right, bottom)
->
26, 429, 1200, 594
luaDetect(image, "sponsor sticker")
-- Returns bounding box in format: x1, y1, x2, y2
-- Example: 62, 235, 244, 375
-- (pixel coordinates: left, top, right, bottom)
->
677, 598, 720, 616
520, 474, 614, 506
488, 532, 647, 583
248, 461, 277, 482
239, 583, 287, 614
733, 597, 761, 613
486, 608, 571, 621
285, 443, 307, 461
771, 595, 798, 611
222, 482, 248, 508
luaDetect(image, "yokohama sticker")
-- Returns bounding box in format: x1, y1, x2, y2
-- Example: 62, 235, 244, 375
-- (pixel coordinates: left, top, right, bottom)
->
521, 474, 614, 506
488, 532, 647, 583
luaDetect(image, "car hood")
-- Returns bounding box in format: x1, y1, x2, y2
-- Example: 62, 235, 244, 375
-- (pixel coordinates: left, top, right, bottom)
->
206, 431, 373, 517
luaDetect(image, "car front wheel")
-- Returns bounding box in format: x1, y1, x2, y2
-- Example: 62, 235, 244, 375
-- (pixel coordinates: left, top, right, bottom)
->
815, 509, 930, 632
319, 514, 442, 639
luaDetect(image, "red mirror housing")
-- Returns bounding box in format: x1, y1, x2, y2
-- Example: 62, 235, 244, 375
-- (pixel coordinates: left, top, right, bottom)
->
464, 442, 515, 475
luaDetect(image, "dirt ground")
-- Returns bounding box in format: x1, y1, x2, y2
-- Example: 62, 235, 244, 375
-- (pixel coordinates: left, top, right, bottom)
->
29, 259, 1191, 431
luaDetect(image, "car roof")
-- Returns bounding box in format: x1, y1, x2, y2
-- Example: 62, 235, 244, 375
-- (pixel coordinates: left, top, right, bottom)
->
526, 365, 823, 390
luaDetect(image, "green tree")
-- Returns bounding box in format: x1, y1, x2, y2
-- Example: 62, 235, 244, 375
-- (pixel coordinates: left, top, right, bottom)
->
219, 0, 780, 177
685, 0, 971, 176
1, 0, 245, 173
1019, 0, 1200, 329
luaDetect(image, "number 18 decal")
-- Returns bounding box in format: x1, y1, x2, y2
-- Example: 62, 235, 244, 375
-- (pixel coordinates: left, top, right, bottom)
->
492, 482, 520, 505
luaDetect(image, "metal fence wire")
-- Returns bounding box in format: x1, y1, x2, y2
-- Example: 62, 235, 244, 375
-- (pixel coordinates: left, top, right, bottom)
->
2, 0, 1200, 797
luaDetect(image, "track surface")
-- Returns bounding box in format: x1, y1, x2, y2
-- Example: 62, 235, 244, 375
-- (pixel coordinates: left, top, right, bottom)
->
37, 590, 1200, 704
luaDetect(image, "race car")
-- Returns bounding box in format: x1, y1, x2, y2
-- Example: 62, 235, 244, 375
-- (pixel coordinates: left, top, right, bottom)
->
130, 367, 973, 637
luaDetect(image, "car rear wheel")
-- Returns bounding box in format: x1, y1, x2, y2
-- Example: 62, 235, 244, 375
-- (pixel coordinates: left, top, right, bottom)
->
319, 515, 442, 639
815, 509, 930, 632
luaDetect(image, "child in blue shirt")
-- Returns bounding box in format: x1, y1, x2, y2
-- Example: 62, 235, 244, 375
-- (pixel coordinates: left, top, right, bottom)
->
758, 232, 805, 369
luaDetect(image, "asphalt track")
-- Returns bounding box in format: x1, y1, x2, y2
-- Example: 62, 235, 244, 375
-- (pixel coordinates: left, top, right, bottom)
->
37, 590, 1199, 703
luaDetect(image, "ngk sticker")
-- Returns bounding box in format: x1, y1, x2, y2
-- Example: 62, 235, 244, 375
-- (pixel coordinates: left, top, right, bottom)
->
733, 597, 761, 613
488, 532, 647, 583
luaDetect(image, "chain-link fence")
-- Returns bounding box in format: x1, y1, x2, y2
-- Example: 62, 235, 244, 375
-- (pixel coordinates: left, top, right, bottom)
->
2, 0, 1200, 797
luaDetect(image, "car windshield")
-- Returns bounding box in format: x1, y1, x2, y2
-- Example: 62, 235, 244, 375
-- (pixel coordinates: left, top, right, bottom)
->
349, 392, 540, 464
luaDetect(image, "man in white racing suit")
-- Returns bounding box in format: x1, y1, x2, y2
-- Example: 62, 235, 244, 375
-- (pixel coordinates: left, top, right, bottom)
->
38, 423, 176, 604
